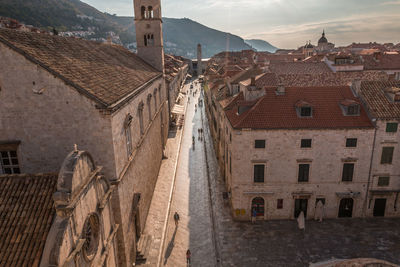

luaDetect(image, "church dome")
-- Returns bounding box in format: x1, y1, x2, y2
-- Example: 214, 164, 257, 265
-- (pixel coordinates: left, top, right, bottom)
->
304, 42, 314, 49
318, 30, 328, 44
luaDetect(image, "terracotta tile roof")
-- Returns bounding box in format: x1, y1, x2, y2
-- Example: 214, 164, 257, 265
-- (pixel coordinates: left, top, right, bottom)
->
362, 54, 400, 70
276, 71, 388, 87
269, 61, 332, 74
0, 28, 161, 108
231, 67, 264, 84
0, 173, 58, 267
225, 86, 373, 129
359, 81, 400, 119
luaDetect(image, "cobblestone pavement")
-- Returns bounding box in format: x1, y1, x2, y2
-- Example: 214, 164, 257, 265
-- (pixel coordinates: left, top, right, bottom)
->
201, 97, 400, 267
160, 82, 217, 267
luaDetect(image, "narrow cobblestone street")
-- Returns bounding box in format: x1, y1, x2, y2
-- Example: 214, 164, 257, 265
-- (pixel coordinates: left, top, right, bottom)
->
140, 79, 400, 267
160, 81, 217, 266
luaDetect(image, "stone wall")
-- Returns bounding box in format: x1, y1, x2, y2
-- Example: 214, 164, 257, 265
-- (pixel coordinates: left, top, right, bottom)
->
109, 77, 168, 265
229, 128, 375, 220
0, 43, 115, 176
366, 119, 400, 217
41, 150, 118, 267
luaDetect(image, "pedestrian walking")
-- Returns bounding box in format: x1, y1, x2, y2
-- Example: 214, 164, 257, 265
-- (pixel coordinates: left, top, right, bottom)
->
192, 136, 195, 150
251, 208, 257, 224
186, 249, 191, 265
297, 211, 305, 232
188, 96, 190, 103
174, 211, 180, 226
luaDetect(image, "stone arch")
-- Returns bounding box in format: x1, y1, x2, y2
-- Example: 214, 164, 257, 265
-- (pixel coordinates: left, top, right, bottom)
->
141, 6, 146, 19
57, 150, 96, 201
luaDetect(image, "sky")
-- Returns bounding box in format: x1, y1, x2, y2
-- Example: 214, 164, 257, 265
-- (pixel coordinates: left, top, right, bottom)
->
80, 0, 400, 49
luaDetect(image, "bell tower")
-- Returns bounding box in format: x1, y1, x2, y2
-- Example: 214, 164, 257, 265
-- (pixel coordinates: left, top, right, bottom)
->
134, 0, 164, 72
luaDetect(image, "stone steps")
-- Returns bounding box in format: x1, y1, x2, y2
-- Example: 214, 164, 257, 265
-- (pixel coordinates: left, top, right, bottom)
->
134, 234, 153, 266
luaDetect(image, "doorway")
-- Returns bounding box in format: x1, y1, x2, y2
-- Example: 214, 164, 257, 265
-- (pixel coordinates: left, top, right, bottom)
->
373, 198, 386, 217
251, 197, 265, 217
338, 198, 353, 218
294, 199, 308, 218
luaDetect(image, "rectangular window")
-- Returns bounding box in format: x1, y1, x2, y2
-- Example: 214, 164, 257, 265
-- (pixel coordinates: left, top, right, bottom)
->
298, 164, 310, 182
386, 123, 398, 133
347, 105, 360, 115
342, 163, 354, 181
378, 176, 390, 186
346, 138, 357, 147
381, 147, 394, 164
0, 150, 20, 174
253, 164, 265, 183
300, 107, 312, 117
301, 139, 312, 148
277, 199, 283, 209
254, 140, 266, 148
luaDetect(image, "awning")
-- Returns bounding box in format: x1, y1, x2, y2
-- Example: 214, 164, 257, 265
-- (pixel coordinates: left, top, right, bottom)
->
171, 104, 184, 115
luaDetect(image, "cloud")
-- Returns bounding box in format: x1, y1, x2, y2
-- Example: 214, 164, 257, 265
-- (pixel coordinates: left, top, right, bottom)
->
245, 13, 400, 48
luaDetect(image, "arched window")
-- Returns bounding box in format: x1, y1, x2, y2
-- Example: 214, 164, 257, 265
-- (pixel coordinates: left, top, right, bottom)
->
154, 89, 158, 111
124, 114, 133, 157
251, 197, 265, 217
141, 6, 146, 19
138, 102, 144, 135
147, 94, 152, 121
144, 35, 147, 46
148, 6, 153, 18
158, 85, 162, 104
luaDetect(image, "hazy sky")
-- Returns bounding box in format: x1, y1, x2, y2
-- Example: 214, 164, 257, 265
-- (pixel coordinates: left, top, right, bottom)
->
81, 0, 400, 49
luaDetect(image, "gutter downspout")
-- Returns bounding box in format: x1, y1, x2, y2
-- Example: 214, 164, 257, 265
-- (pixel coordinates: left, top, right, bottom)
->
363, 123, 377, 217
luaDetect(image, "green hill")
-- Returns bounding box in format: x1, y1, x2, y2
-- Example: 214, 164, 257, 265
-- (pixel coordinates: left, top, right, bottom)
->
245, 39, 278, 53
0, 0, 277, 58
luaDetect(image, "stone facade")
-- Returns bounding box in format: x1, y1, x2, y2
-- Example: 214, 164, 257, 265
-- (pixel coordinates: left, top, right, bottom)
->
134, 0, 164, 72
0, 31, 168, 267
225, 128, 375, 221
40, 150, 118, 267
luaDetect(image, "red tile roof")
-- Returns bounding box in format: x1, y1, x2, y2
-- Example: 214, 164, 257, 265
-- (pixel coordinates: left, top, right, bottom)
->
0, 173, 58, 267
362, 54, 400, 70
269, 61, 332, 74
359, 81, 400, 119
0, 28, 161, 108
225, 86, 373, 129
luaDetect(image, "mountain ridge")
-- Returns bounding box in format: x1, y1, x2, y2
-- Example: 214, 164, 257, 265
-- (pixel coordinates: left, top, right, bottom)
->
0, 0, 278, 58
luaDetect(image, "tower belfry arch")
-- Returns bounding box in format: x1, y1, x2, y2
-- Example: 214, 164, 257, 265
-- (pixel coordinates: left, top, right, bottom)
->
134, 0, 165, 72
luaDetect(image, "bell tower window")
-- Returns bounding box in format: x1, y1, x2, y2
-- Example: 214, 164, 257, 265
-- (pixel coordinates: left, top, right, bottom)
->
148, 6, 153, 18
141, 6, 146, 19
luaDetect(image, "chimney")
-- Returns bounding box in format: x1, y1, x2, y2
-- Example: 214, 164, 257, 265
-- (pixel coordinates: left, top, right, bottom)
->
276, 83, 285, 95
373, 51, 381, 61
351, 79, 362, 95
250, 76, 256, 86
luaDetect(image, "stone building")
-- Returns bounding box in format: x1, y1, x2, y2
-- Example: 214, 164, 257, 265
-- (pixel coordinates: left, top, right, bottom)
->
0, 150, 119, 267
164, 54, 189, 116
219, 83, 375, 221
0, 0, 168, 264
355, 81, 400, 217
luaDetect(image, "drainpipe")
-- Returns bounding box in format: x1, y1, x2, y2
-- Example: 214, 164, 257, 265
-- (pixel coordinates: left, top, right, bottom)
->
363, 122, 378, 217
